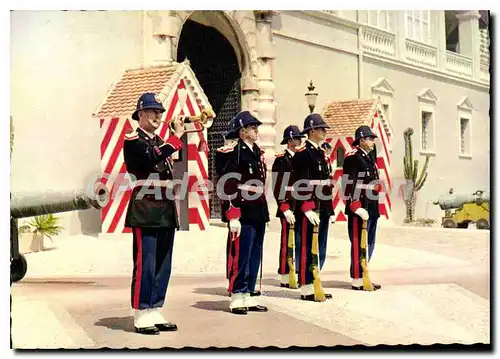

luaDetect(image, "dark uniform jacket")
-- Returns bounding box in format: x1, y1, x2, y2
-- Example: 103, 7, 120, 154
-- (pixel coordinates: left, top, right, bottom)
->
123, 127, 183, 228
342, 146, 381, 218
271, 149, 295, 218
216, 139, 270, 224
290, 140, 334, 217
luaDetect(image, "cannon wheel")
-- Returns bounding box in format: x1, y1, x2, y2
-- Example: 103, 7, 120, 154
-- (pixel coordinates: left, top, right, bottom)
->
476, 219, 490, 230
11, 254, 27, 283
443, 219, 457, 228
457, 221, 469, 229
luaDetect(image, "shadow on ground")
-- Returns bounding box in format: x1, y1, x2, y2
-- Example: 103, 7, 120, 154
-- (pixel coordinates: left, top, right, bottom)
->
192, 286, 228, 297
94, 316, 135, 333
190, 300, 230, 313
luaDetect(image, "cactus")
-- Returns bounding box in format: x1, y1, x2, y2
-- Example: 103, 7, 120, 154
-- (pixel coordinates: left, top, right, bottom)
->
403, 127, 431, 223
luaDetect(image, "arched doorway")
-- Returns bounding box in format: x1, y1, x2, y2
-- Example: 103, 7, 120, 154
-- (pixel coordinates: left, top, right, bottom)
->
177, 17, 242, 219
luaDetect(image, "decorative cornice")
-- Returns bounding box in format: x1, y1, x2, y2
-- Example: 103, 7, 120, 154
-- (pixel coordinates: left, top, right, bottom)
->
418, 88, 437, 104
371, 77, 395, 96
457, 96, 473, 111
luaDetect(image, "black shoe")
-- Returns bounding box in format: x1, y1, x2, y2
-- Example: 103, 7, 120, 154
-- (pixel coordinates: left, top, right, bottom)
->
280, 283, 290, 288
155, 322, 178, 332
300, 293, 332, 302
351, 283, 382, 291
135, 326, 160, 335
247, 305, 268, 312
250, 291, 261, 297
230, 307, 248, 315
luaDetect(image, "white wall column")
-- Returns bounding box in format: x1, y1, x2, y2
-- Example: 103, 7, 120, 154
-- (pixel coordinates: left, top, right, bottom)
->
395, 11, 407, 61
456, 10, 481, 79
435, 11, 447, 71
144, 10, 178, 66
254, 10, 277, 164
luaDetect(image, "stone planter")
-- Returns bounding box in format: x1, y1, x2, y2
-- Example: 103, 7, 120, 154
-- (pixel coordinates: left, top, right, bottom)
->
19, 232, 45, 254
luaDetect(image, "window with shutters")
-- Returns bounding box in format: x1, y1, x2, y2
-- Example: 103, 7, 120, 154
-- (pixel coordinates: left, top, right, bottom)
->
418, 88, 437, 155
359, 10, 394, 32
459, 118, 470, 155
421, 111, 433, 151
406, 10, 432, 44
457, 98, 473, 158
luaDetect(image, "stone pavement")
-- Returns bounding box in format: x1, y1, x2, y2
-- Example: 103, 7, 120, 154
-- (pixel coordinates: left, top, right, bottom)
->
10, 220, 491, 349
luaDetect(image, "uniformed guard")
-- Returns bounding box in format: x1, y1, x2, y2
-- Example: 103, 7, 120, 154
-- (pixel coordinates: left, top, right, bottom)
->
342, 125, 382, 291
217, 110, 270, 315
123, 92, 184, 335
290, 113, 334, 302
215, 119, 238, 282
272, 125, 305, 288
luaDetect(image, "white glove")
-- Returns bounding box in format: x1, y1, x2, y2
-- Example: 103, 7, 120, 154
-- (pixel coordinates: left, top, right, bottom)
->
304, 210, 320, 226
329, 215, 336, 224
283, 209, 295, 225
355, 208, 369, 221
229, 219, 241, 236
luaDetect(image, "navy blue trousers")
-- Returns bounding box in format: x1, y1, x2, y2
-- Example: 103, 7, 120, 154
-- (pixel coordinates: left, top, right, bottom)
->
347, 215, 378, 279
277, 218, 301, 275
227, 222, 266, 294
131, 227, 175, 309
296, 212, 330, 286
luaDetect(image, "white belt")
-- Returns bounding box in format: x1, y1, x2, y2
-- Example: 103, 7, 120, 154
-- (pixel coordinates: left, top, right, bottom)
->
238, 184, 265, 193
133, 179, 173, 188
309, 180, 332, 186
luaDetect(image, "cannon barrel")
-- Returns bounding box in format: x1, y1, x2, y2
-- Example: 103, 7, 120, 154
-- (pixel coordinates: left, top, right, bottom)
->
10, 183, 110, 219
433, 190, 490, 210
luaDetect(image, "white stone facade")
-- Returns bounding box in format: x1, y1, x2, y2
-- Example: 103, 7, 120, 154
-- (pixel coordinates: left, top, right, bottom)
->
10, 10, 490, 232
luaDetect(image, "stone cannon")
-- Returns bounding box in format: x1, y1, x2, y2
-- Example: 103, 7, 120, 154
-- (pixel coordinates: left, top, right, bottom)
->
10, 183, 110, 283
433, 189, 490, 229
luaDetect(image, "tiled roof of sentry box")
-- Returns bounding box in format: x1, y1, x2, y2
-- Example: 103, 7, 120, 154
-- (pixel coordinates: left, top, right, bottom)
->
322, 99, 376, 137
95, 64, 179, 118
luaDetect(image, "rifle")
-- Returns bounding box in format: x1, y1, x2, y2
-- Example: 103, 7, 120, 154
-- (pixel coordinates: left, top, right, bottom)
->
311, 222, 327, 301
360, 219, 374, 291
287, 223, 298, 289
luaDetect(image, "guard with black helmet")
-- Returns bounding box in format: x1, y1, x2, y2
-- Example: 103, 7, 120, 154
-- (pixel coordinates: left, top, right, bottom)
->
342, 125, 383, 291
124, 92, 184, 335
272, 125, 305, 288
215, 110, 270, 315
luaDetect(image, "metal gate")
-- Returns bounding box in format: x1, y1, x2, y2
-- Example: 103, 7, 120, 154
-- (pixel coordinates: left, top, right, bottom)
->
207, 77, 241, 219
177, 19, 242, 219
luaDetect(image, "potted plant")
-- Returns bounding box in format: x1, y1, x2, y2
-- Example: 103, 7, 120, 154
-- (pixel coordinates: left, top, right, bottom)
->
19, 214, 64, 253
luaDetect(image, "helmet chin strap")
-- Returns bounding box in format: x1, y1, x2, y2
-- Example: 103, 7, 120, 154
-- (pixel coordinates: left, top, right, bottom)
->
145, 112, 161, 129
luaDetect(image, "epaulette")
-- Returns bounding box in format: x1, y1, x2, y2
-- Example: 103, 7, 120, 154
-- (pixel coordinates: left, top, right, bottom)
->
345, 148, 358, 157
124, 131, 139, 140
275, 151, 285, 158
295, 144, 306, 152
216, 141, 237, 153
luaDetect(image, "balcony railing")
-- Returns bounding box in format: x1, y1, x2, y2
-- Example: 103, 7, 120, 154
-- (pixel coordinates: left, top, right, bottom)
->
405, 39, 437, 68
480, 59, 490, 82
310, 11, 489, 85
445, 51, 473, 77
361, 26, 396, 58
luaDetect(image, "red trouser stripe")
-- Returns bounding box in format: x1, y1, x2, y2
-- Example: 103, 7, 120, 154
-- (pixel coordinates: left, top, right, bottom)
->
280, 218, 287, 274
353, 219, 360, 278
300, 216, 307, 286
228, 233, 240, 293
226, 230, 233, 279
133, 227, 143, 309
